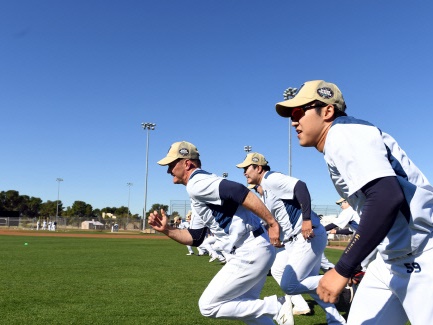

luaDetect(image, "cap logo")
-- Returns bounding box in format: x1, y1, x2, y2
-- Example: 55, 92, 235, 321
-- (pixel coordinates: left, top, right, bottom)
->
252, 157, 259, 163
317, 87, 334, 99
179, 148, 189, 156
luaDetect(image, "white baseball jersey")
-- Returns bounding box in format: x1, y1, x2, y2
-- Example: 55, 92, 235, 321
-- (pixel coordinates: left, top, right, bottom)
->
187, 169, 267, 254
178, 220, 190, 230
324, 116, 433, 261
260, 171, 323, 241
334, 206, 360, 232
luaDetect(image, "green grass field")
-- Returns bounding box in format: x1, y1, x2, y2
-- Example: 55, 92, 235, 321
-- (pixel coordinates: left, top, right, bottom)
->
0, 234, 344, 325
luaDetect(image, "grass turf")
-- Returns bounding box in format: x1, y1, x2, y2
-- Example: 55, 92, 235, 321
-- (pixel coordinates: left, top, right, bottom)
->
0, 234, 344, 325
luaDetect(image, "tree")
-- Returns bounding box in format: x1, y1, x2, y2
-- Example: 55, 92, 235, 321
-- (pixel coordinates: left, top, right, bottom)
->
147, 203, 169, 218
20, 196, 42, 218
40, 200, 58, 218
1, 190, 21, 211
69, 201, 93, 218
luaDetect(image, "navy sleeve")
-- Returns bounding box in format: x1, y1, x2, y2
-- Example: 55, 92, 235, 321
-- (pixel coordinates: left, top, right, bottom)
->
325, 223, 337, 231
293, 180, 312, 221
335, 176, 404, 278
219, 179, 250, 205
188, 227, 209, 247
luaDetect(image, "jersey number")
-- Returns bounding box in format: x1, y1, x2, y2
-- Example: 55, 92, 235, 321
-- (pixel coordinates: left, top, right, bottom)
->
404, 262, 421, 273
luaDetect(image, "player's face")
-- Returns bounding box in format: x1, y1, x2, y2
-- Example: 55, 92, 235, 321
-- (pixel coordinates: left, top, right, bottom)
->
291, 105, 331, 152
243, 165, 260, 185
167, 159, 187, 185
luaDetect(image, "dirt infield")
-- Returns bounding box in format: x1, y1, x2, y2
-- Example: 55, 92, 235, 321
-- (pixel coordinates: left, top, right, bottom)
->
0, 229, 169, 239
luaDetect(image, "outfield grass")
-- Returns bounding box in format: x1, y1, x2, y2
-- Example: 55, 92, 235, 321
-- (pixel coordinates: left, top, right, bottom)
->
0, 235, 344, 325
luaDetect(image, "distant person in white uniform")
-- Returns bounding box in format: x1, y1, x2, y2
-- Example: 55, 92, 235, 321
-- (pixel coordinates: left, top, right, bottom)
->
275, 79, 433, 324
149, 141, 294, 325
178, 211, 196, 256
237, 152, 346, 324
327, 198, 376, 271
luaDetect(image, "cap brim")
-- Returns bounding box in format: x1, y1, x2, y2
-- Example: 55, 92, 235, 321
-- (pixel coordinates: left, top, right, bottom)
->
335, 198, 345, 204
275, 96, 314, 118
236, 161, 250, 168
157, 156, 178, 166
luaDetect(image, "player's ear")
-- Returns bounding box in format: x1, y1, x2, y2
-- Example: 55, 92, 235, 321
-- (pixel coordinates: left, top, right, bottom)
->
323, 105, 336, 121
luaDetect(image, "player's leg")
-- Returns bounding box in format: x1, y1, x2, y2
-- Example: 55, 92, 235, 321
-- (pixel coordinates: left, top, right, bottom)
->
269, 247, 310, 315
321, 252, 335, 272
186, 245, 194, 255
282, 233, 346, 324
198, 238, 278, 324
347, 255, 407, 325
399, 245, 433, 324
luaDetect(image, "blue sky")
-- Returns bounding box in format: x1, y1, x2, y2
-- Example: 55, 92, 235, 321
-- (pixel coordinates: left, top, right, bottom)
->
2, 1, 433, 217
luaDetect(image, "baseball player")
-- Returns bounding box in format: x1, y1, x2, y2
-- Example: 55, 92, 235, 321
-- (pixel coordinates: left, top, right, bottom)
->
149, 141, 294, 325
327, 198, 360, 235
237, 153, 346, 324
178, 211, 195, 255
275, 79, 433, 324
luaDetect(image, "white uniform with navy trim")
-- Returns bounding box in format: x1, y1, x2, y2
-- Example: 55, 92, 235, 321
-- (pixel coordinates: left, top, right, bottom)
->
324, 116, 433, 324
179, 220, 195, 255
261, 171, 346, 325
187, 169, 279, 324
333, 207, 360, 232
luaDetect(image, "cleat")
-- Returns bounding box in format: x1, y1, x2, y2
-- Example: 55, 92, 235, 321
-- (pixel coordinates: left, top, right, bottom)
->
275, 297, 294, 325
292, 307, 310, 315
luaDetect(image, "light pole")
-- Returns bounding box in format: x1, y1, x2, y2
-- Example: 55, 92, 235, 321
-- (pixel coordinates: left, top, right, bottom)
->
283, 87, 298, 176
56, 178, 63, 223
141, 122, 156, 232
244, 145, 252, 154
222, 172, 228, 178
126, 182, 133, 221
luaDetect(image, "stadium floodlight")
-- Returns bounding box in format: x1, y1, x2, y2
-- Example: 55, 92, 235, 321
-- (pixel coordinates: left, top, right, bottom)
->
283, 87, 297, 176
222, 173, 228, 178
244, 145, 252, 153
126, 182, 133, 219
141, 122, 156, 232
56, 178, 63, 223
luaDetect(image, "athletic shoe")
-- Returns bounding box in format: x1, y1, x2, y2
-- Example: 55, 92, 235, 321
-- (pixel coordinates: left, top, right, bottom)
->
186, 253, 194, 256
209, 256, 218, 263
275, 296, 294, 325
335, 285, 355, 314
292, 307, 310, 315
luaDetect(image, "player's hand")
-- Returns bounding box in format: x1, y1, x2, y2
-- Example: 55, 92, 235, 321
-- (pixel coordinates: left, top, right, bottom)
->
301, 220, 314, 239
148, 209, 168, 232
268, 223, 284, 247
317, 268, 349, 303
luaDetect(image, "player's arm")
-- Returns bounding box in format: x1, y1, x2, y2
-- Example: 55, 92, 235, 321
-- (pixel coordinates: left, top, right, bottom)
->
332, 228, 353, 235
293, 180, 314, 239
219, 179, 281, 245
318, 176, 403, 303
335, 176, 404, 278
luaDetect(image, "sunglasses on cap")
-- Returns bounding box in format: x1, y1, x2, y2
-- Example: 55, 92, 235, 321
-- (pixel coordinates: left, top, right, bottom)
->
291, 103, 327, 122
